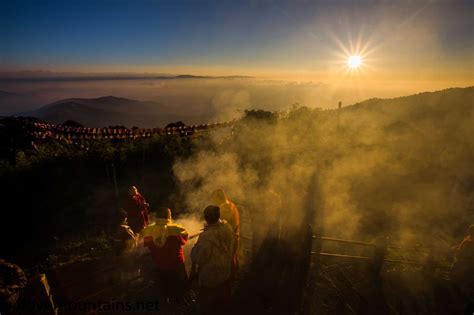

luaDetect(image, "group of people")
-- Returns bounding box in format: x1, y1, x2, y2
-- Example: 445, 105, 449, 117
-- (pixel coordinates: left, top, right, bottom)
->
1, 183, 472, 314
116, 186, 240, 314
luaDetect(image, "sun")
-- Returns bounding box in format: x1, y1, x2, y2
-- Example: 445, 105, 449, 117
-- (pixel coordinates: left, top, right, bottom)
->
330, 36, 373, 75
347, 55, 362, 69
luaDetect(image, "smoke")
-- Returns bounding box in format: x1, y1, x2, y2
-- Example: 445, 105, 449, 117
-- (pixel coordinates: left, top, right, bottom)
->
211, 89, 251, 121
171, 87, 474, 258
172, 214, 205, 271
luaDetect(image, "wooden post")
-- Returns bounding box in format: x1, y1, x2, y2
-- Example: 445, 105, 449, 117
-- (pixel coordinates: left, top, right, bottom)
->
303, 224, 314, 270
309, 172, 324, 275
301, 224, 316, 315
371, 236, 388, 313
423, 246, 437, 276
373, 236, 387, 277
302, 172, 323, 314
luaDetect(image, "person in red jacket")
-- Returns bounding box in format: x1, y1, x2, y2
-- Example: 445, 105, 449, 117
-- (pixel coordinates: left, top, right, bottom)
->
142, 207, 189, 302
123, 186, 150, 233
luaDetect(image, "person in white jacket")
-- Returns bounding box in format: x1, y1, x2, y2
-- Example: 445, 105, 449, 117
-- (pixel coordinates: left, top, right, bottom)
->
191, 205, 234, 314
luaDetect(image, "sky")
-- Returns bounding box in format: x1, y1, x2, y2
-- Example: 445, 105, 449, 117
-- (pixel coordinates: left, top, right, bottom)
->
1, 0, 472, 80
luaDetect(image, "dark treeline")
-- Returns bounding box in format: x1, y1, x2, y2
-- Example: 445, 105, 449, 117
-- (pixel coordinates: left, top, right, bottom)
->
0, 133, 194, 266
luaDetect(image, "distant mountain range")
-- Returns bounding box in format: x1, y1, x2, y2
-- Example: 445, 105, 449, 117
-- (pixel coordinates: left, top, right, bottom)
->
15, 86, 474, 128
345, 86, 474, 125
339, 87, 474, 143
347, 87, 473, 113
18, 96, 204, 127
0, 72, 252, 82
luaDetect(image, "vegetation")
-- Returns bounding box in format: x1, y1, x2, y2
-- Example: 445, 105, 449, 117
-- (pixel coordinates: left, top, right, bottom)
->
0, 87, 473, 313
0, 123, 194, 266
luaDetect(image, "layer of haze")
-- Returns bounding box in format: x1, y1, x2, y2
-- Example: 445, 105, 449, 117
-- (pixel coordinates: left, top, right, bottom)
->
0, 77, 471, 119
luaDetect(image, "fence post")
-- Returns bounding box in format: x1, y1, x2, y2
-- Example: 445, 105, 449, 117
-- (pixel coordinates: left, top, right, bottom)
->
303, 224, 313, 271
302, 224, 318, 315
373, 236, 387, 277
312, 235, 322, 276
424, 246, 436, 276
370, 236, 388, 313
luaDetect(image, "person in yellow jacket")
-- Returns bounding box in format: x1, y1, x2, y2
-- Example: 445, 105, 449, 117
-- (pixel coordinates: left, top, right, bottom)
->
210, 189, 240, 274
142, 207, 189, 303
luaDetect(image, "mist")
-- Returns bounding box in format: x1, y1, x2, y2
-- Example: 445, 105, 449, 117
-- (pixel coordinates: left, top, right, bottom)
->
1, 77, 468, 120
171, 87, 474, 259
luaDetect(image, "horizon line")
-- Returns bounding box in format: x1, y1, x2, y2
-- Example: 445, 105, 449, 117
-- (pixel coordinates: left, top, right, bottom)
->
0, 71, 254, 82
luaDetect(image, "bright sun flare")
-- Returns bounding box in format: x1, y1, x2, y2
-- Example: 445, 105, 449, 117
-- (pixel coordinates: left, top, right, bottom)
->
347, 55, 362, 69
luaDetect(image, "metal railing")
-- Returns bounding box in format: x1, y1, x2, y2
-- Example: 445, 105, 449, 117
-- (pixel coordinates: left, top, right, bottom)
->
310, 234, 447, 276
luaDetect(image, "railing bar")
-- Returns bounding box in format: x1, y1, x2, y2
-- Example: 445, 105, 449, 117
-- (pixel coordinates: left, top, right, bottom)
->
384, 259, 425, 266
313, 236, 430, 253
311, 252, 371, 260
312, 236, 375, 247
387, 245, 429, 254
313, 252, 447, 268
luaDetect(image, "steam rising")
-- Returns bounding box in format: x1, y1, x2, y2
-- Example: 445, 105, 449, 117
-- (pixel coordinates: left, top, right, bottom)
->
172, 88, 474, 256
